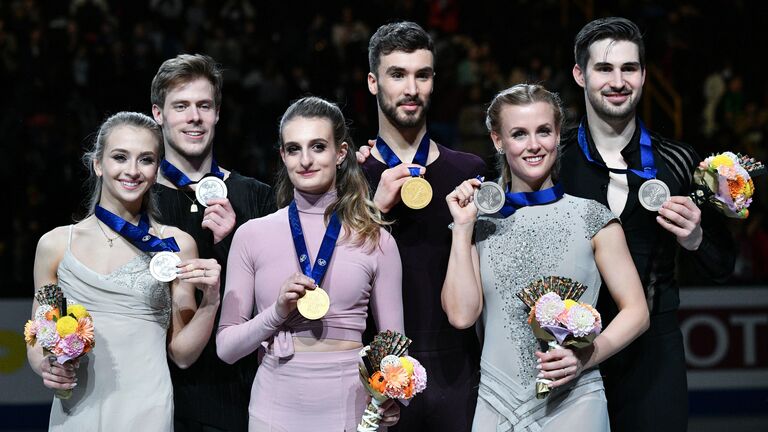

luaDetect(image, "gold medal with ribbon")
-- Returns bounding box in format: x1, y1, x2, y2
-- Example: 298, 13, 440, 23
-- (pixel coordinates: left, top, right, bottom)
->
288, 200, 340, 321
375, 134, 432, 210
297, 286, 330, 320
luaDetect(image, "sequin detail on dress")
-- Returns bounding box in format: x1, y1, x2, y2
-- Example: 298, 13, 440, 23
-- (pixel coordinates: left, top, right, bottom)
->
483, 207, 572, 383
581, 201, 619, 240
106, 254, 172, 328
472, 195, 614, 430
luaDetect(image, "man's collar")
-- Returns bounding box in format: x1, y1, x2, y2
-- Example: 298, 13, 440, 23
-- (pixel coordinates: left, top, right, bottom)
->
582, 117, 643, 164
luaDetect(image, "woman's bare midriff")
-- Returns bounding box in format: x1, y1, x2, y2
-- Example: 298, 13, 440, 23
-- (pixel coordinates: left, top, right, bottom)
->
292, 336, 363, 352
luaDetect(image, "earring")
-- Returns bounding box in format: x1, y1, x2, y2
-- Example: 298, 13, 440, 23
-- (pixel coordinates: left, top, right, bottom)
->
336, 163, 341, 170
496, 147, 504, 155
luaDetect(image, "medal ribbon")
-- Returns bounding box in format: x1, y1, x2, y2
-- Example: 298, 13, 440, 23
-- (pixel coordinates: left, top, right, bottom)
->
499, 183, 565, 217
375, 133, 430, 178
288, 201, 342, 286
160, 158, 225, 187
94, 206, 180, 252
577, 119, 656, 179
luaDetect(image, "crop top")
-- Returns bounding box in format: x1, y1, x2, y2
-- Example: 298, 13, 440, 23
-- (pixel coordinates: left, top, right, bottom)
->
217, 189, 404, 362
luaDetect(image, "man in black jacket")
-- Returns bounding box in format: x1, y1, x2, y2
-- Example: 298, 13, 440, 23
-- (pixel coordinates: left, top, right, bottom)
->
150, 53, 275, 432
559, 17, 735, 432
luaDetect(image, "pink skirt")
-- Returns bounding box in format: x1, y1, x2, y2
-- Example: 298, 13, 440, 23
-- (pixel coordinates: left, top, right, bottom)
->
249, 348, 368, 431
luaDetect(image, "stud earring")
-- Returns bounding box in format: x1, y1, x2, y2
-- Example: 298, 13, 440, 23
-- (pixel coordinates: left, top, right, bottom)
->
496, 147, 504, 155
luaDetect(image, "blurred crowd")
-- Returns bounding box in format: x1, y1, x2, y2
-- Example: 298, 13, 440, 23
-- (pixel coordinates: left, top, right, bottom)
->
2, 0, 767, 296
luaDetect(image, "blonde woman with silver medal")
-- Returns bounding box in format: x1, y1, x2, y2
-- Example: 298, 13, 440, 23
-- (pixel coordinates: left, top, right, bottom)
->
27, 112, 222, 430
442, 85, 650, 431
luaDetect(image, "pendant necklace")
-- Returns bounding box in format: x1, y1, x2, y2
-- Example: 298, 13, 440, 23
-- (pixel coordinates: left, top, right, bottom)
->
181, 190, 199, 213
95, 218, 120, 247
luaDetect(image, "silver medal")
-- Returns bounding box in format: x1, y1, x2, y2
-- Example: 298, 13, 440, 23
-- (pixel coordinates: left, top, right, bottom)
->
474, 181, 505, 215
195, 177, 228, 207
638, 179, 670, 211
149, 251, 182, 282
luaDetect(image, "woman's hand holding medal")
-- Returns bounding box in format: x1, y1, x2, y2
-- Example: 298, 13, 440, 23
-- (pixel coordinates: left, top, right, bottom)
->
275, 272, 317, 319
446, 178, 482, 230
176, 258, 222, 301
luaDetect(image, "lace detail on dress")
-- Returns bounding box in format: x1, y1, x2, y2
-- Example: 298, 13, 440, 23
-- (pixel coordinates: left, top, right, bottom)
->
484, 207, 573, 383
105, 254, 172, 328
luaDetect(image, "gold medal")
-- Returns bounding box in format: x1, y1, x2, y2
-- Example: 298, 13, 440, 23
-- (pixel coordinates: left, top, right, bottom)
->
400, 177, 433, 209
297, 286, 330, 320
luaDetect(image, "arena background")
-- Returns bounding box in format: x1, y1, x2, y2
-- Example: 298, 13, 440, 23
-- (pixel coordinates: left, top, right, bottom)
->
0, 1, 766, 430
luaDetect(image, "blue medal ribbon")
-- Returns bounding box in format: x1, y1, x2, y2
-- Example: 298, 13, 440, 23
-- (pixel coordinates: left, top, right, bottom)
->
288, 201, 342, 286
94, 206, 180, 252
577, 119, 656, 179
499, 183, 565, 217
375, 133, 430, 178
160, 158, 225, 187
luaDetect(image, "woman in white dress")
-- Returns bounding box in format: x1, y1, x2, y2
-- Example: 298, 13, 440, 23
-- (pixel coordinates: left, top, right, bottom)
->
442, 84, 650, 431
26, 112, 222, 430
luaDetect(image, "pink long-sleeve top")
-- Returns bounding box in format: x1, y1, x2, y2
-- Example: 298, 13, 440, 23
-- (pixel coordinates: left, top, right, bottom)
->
217, 189, 404, 363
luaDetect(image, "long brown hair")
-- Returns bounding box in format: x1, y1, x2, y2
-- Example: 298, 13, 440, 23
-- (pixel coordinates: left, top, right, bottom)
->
274, 96, 388, 250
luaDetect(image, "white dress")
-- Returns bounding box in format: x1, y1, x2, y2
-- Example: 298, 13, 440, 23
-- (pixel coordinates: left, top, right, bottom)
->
471, 195, 616, 432
48, 226, 173, 431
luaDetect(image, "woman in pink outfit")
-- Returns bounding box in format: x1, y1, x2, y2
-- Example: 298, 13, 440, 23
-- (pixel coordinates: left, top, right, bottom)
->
217, 96, 404, 431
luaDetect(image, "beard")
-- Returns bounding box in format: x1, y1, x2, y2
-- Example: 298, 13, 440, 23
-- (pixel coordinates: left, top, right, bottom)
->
377, 89, 430, 129
587, 86, 642, 121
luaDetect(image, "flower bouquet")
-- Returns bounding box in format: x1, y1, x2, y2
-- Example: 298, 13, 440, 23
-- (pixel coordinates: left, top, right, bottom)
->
690, 152, 765, 219
24, 284, 95, 399
517, 276, 601, 399
357, 330, 427, 431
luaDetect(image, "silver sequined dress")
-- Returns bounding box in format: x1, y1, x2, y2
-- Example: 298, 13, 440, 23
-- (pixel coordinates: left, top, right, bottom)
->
472, 194, 616, 432
48, 226, 173, 431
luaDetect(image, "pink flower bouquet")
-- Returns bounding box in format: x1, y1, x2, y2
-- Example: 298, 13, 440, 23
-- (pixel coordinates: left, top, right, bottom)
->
24, 284, 95, 399
357, 330, 427, 431
690, 152, 764, 219
518, 276, 601, 399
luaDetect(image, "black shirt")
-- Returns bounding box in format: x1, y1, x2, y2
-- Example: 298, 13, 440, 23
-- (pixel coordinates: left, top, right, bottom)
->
153, 171, 275, 431
560, 120, 735, 321
362, 144, 486, 352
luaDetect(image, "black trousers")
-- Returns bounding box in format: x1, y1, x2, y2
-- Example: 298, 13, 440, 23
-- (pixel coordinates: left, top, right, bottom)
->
601, 311, 688, 432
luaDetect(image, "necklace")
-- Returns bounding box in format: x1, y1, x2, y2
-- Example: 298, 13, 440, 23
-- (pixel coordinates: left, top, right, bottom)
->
95, 218, 120, 247
181, 190, 199, 213
160, 171, 199, 212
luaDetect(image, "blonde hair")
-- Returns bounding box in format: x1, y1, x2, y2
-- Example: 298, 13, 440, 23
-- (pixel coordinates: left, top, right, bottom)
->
274, 96, 389, 250
82, 111, 163, 218
485, 83, 564, 187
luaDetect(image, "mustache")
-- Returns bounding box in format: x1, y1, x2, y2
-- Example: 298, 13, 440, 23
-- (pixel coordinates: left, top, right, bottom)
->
397, 97, 423, 106
602, 88, 631, 96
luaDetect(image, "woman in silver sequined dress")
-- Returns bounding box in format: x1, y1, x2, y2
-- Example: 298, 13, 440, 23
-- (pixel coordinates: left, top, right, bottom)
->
27, 112, 222, 431
442, 84, 650, 431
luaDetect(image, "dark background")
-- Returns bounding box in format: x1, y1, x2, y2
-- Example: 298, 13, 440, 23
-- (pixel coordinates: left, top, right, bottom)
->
2, 0, 767, 297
